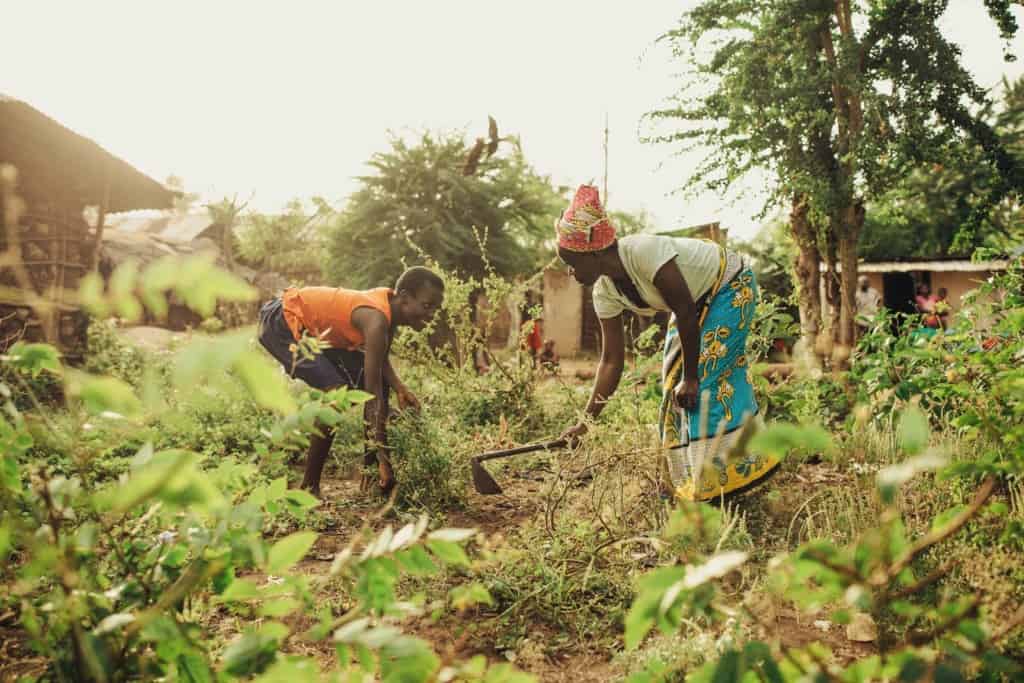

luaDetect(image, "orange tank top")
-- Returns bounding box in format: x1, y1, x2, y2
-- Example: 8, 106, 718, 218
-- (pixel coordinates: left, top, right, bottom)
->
280, 286, 392, 351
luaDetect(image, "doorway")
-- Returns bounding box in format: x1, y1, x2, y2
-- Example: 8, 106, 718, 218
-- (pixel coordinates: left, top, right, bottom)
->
883, 272, 917, 316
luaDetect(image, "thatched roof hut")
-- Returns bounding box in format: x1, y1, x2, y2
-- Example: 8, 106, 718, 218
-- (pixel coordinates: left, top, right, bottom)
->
0, 96, 176, 352
0, 95, 174, 212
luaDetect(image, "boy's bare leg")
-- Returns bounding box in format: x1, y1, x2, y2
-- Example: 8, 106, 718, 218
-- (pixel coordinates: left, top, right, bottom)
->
360, 390, 394, 495
300, 422, 334, 498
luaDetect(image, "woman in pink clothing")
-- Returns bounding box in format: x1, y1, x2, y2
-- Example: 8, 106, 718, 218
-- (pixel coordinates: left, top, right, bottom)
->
915, 282, 941, 328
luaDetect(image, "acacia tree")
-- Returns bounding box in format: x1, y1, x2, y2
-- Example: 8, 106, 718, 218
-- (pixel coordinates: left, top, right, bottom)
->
861, 75, 1024, 260
649, 0, 1021, 354
325, 131, 562, 289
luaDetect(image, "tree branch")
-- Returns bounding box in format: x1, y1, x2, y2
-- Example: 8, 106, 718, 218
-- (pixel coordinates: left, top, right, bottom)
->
891, 559, 959, 600
886, 476, 996, 581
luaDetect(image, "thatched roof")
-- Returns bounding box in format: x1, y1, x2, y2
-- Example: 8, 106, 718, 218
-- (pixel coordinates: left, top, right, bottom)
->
0, 95, 175, 212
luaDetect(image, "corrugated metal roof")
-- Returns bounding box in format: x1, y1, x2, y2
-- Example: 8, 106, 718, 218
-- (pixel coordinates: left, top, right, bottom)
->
106, 211, 219, 244
823, 260, 1009, 273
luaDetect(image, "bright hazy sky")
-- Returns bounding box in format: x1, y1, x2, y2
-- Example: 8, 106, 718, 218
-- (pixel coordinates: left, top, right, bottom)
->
4, 2, 1023, 240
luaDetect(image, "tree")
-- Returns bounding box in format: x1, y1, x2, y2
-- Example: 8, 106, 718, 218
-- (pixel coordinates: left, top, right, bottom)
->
861, 75, 1024, 260
649, 1, 1022, 357
324, 130, 563, 289
236, 198, 333, 282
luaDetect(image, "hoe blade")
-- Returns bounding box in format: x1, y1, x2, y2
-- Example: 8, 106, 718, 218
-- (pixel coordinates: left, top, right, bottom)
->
471, 458, 503, 495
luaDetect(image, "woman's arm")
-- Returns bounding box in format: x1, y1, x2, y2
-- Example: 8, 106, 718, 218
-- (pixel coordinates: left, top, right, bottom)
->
562, 315, 625, 442
584, 314, 626, 419
652, 260, 701, 411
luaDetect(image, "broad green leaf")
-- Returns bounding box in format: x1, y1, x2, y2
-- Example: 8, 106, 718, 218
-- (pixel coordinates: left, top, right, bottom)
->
267, 477, 287, 502
66, 370, 142, 417
219, 578, 261, 602
253, 656, 320, 683
5, 342, 62, 377
258, 598, 302, 618
78, 271, 109, 317
748, 422, 833, 460
931, 505, 966, 532
222, 631, 279, 677
898, 407, 930, 455
177, 650, 214, 683
267, 531, 318, 573
0, 523, 10, 559
378, 636, 440, 683
283, 489, 319, 510
234, 350, 297, 414
94, 450, 191, 513
426, 539, 469, 567
395, 545, 438, 576
624, 566, 686, 649
449, 582, 494, 611
481, 663, 537, 683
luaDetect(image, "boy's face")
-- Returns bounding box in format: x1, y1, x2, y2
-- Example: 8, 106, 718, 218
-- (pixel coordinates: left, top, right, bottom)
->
399, 285, 444, 330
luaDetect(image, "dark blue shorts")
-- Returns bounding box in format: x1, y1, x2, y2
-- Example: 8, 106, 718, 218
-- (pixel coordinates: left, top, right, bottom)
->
257, 298, 383, 393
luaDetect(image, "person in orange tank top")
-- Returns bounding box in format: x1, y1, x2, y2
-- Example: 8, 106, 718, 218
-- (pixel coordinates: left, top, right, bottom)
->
257, 267, 445, 496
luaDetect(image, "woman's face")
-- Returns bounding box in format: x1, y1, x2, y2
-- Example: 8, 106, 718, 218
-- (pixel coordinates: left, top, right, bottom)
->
559, 248, 601, 286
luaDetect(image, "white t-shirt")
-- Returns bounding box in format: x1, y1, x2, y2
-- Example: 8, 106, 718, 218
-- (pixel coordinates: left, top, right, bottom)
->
592, 234, 725, 319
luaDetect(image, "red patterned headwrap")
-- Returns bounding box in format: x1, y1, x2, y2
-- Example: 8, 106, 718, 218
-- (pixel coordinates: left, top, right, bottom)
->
554, 185, 616, 253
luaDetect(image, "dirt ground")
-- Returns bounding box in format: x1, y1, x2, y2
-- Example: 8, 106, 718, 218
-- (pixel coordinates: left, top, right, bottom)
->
246, 447, 877, 681
0, 334, 880, 681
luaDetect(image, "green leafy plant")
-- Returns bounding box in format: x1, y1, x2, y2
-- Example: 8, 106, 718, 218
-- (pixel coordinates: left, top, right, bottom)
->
623, 412, 1023, 682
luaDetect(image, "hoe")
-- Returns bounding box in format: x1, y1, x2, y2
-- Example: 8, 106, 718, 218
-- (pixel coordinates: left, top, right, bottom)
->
470, 438, 567, 495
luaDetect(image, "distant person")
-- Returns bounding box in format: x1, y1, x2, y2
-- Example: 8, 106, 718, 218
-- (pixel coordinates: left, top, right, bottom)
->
915, 282, 942, 330
555, 184, 777, 502
524, 316, 543, 366
539, 338, 560, 373
915, 282, 937, 317
257, 267, 444, 497
933, 287, 952, 329
912, 282, 943, 337
855, 275, 882, 333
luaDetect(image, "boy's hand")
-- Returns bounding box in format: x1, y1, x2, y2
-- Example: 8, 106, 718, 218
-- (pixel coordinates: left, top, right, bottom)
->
396, 387, 421, 413
377, 451, 395, 495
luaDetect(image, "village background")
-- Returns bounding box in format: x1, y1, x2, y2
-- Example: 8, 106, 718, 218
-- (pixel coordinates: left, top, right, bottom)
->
2, 2, 1024, 682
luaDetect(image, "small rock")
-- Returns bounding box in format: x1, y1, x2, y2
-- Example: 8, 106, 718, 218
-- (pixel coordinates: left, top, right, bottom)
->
813, 620, 831, 632
846, 613, 878, 642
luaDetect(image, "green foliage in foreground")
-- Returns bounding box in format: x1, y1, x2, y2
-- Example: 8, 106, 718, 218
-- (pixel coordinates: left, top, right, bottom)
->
0, 256, 534, 682
625, 416, 1021, 682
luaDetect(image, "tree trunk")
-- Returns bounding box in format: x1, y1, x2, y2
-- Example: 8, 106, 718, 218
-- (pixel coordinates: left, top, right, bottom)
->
816, 232, 840, 361
834, 202, 864, 368
790, 194, 822, 366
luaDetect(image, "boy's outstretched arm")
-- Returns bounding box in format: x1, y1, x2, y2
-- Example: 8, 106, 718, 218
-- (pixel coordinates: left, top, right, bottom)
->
351, 307, 392, 490
384, 358, 420, 412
